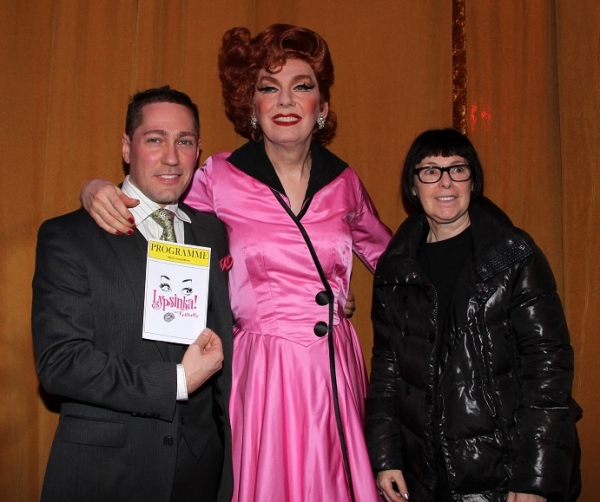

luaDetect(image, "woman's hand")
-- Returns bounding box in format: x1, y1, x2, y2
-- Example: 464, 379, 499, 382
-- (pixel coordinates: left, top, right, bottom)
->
80, 179, 139, 234
506, 492, 546, 502
376, 470, 409, 501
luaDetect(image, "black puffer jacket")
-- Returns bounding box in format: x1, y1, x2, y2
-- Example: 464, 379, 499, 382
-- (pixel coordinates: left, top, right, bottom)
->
365, 197, 580, 501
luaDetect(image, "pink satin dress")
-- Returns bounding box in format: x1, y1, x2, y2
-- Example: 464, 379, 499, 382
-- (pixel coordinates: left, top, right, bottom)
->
184, 146, 391, 502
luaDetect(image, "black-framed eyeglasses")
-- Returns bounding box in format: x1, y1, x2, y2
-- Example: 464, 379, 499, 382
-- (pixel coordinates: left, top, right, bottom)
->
414, 164, 472, 184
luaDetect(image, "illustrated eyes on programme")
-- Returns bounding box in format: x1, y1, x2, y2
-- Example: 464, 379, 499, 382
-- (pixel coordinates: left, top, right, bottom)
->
158, 276, 193, 295
159, 275, 172, 292
181, 279, 193, 296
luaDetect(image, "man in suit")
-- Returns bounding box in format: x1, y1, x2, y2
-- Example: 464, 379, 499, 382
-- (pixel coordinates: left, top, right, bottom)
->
32, 86, 233, 502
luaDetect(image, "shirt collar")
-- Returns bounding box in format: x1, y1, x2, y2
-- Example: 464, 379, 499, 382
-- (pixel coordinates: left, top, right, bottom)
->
121, 176, 191, 224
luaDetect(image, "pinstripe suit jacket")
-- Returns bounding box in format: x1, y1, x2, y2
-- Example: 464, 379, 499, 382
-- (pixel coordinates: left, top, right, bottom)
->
32, 203, 233, 502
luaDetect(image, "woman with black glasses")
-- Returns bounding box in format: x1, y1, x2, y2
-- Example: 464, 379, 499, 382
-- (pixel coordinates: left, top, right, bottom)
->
365, 128, 581, 502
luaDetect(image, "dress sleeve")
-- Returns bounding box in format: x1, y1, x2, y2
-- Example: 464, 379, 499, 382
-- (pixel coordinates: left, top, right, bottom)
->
349, 169, 393, 272
507, 239, 578, 497
183, 154, 221, 214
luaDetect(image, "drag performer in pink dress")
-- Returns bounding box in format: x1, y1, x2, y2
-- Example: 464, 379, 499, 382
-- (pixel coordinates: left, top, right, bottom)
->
185, 139, 391, 501
81, 24, 391, 501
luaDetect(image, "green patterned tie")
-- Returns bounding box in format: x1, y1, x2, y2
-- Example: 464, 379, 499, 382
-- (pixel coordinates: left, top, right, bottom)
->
150, 208, 177, 243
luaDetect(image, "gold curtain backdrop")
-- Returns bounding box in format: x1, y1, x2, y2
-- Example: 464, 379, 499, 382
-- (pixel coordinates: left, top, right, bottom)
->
0, 1, 597, 499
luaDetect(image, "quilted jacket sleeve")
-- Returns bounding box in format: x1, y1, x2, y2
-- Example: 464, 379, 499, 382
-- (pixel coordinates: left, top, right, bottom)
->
507, 238, 578, 498
365, 274, 404, 473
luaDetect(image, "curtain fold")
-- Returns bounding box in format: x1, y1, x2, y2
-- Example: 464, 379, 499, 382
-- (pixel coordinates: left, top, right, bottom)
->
556, 0, 600, 489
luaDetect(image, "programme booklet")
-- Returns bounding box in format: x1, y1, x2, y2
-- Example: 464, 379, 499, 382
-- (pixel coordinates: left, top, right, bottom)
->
142, 239, 210, 345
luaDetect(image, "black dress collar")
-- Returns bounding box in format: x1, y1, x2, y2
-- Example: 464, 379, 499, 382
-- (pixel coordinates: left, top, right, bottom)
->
227, 140, 349, 199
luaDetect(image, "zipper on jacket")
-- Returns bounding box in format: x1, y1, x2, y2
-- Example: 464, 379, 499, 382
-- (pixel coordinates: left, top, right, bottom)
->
479, 319, 514, 466
422, 278, 442, 496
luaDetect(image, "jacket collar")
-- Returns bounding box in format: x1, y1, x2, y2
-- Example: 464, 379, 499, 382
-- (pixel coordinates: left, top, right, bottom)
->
227, 140, 348, 198
375, 196, 533, 285
468, 197, 532, 280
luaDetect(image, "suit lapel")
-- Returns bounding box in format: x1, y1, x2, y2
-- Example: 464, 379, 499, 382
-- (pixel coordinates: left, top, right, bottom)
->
105, 230, 148, 311
105, 229, 174, 362
181, 204, 211, 248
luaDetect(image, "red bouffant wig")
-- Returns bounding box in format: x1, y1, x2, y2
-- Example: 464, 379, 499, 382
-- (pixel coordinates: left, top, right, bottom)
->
219, 24, 337, 145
